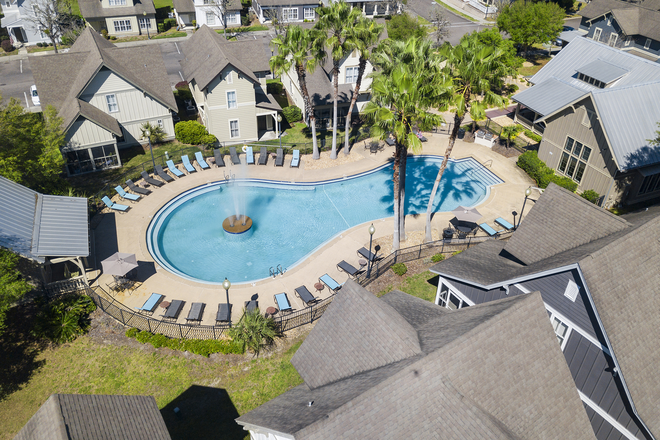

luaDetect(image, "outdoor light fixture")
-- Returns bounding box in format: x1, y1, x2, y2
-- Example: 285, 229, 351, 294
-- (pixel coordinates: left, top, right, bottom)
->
145, 127, 156, 170
277, 114, 283, 149
143, 11, 151, 39
516, 187, 533, 229
223, 277, 231, 306
367, 223, 376, 278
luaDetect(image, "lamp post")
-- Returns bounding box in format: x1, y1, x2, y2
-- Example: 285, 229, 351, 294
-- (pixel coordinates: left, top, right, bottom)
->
145, 127, 156, 170
277, 114, 283, 149
222, 277, 231, 306
143, 11, 151, 39
366, 223, 375, 278
516, 187, 533, 229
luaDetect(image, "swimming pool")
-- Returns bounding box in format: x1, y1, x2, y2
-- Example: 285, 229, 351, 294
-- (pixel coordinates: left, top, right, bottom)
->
146, 156, 502, 284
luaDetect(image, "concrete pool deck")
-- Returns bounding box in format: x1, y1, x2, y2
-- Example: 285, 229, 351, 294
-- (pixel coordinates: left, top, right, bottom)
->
90, 133, 534, 326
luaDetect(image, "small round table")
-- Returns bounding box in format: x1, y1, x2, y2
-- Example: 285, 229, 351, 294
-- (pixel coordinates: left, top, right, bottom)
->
314, 282, 325, 293
159, 301, 171, 309
265, 306, 278, 317
359, 259, 368, 268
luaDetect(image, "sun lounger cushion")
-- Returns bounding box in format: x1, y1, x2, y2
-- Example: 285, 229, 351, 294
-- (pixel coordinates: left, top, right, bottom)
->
115, 185, 140, 202
164, 300, 185, 319
136, 293, 163, 313
126, 179, 151, 195
337, 260, 359, 276
291, 149, 300, 167
216, 303, 231, 322
246, 147, 255, 165
167, 160, 184, 177
479, 223, 498, 236
140, 171, 164, 187
274, 293, 292, 312
295, 286, 316, 305
182, 155, 196, 173
102, 196, 129, 212
320, 274, 341, 291
186, 302, 205, 322
495, 217, 514, 230
155, 165, 174, 182
195, 151, 210, 170
358, 247, 377, 262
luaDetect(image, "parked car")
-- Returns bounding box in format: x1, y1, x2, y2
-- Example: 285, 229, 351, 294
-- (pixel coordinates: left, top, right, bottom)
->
30, 85, 40, 106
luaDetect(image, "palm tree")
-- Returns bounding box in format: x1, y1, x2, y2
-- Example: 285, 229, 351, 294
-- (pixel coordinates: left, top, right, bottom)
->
500, 124, 523, 148
229, 309, 279, 356
139, 122, 166, 144
316, 1, 362, 159
365, 37, 450, 251
424, 32, 515, 242
270, 26, 325, 160
342, 16, 384, 156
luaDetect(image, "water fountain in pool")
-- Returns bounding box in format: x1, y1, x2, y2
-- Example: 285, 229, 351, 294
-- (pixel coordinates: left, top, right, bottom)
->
222, 161, 252, 234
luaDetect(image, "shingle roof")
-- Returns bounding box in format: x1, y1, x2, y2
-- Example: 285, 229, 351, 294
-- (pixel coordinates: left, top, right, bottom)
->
172, 0, 195, 14
180, 25, 261, 90
579, 0, 660, 41
503, 184, 629, 265
78, 0, 155, 20
237, 284, 595, 439
0, 176, 89, 263
13, 394, 172, 440
31, 27, 176, 133
256, 0, 319, 6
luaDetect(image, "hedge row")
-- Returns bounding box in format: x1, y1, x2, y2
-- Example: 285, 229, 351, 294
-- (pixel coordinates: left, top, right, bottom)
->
517, 151, 578, 192
125, 328, 244, 356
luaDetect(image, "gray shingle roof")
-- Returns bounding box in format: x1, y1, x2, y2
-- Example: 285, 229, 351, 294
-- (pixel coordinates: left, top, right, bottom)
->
576, 59, 629, 84
78, 0, 155, 20
255, 93, 283, 112
579, 0, 660, 41
237, 284, 595, 439
32, 28, 176, 133
255, 0, 319, 6
0, 176, 89, 263
503, 184, 629, 265
180, 25, 262, 90
172, 0, 195, 14
13, 394, 171, 440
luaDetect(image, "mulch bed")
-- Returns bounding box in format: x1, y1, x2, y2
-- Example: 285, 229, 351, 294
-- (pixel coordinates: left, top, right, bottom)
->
364, 258, 435, 296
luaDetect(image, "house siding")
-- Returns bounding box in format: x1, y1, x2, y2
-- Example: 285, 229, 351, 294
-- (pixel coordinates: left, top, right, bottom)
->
1, 0, 53, 46
584, 14, 660, 59
565, 332, 644, 439
539, 98, 616, 197
103, 16, 141, 36
65, 118, 115, 150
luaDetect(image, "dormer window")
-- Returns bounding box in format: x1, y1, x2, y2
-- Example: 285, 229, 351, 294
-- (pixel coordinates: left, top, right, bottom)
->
576, 60, 628, 89
109, 0, 127, 6
577, 72, 605, 88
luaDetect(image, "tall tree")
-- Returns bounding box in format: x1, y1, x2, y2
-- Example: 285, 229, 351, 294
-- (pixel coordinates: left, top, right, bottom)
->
366, 37, 450, 250
497, 0, 564, 54
424, 32, 515, 242
25, 0, 79, 53
386, 12, 427, 42
0, 249, 31, 336
342, 16, 384, 156
431, 8, 451, 46
0, 96, 66, 194
316, 1, 361, 159
270, 26, 325, 159
204, 0, 234, 39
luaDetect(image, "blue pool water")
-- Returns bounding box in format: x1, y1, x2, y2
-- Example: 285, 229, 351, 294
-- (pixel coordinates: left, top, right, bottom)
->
146, 156, 502, 284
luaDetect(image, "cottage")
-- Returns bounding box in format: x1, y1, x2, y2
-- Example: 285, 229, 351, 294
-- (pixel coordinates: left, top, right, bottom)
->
0, 0, 53, 46
78, 0, 156, 37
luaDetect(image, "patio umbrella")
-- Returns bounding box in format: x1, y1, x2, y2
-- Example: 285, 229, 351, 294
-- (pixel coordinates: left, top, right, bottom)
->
451, 206, 482, 224
101, 252, 138, 277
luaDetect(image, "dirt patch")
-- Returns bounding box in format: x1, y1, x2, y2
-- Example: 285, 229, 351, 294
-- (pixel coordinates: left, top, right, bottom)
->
491, 141, 524, 159
364, 257, 434, 296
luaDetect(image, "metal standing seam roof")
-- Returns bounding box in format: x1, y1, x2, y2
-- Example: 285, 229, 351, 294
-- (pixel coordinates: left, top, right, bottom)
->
576, 59, 629, 84
512, 77, 588, 117
0, 177, 88, 262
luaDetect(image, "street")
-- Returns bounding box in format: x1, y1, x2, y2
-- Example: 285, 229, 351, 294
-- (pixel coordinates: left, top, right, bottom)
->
406, 0, 488, 45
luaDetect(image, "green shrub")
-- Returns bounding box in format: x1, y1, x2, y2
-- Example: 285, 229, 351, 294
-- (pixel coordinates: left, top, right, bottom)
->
241, 15, 250, 26
33, 295, 96, 344
267, 80, 283, 95
548, 174, 578, 192
101, 29, 108, 39
391, 263, 407, 276
175, 120, 218, 145
580, 189, 600, 204
109, 36, 116, 40
282, 105, 302, 124
452, 250, 463, 256
431, 253, 445, 263
523, 129, 543, 143
517, 150, 579, 191
125, 328, 245, 355
163, 18, 177, 31
1, 40, 15, 52
157, 23, 165, 33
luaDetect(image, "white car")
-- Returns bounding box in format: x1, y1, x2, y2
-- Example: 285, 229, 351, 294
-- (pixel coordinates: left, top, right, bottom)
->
30, 85, 40, 106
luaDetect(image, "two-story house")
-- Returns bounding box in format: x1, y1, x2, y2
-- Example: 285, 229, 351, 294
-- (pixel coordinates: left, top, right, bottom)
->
579, 0, 660, 61
236, 280, 596, 439
31, 27, 177, 175
78, 0, 156, 37
512, 37, 660, 207
172, 0, 241, 29
180, 25, 281, 143
1, 0, 53, 46
252, 0, 320, 24
430, 183, 660, 440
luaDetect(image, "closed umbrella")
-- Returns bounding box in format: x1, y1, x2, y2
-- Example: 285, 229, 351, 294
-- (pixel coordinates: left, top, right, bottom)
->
101, 252, 138, 277
451, 206, 482, 224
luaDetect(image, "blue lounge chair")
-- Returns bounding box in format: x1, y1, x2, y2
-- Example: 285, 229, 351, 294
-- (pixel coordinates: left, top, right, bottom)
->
167, 160, 185, 177
479, 223, 498, 236
114, 185, 140, 202
102, 196, 129, 212
182, 155, 196, 173
195, 151, 210, 170
320, 274, 342, 292
246, 146, 255, 165
290, 149, 300, 168
274, 293, 293, 314
495, 217, 515, 230
136, 293, 163, 314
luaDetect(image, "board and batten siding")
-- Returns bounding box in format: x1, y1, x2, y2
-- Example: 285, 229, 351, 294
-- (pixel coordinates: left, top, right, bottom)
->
538, 97, 616, 196
103, 16, 141, 36
337, 51, 374, 92
204, 67, 258, 141
564, 332, 644, 439
65, 117, 115, 150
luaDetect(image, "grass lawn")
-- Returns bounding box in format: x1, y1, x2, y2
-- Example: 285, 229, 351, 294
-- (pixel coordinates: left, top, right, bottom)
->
153, 0, 173, 8
517, 55, 552, 77
378, 270, 439, 301
280, 122, 370, 148
217, 25, 269, 34
433, 0, 477, 22
0, 334, 304, 440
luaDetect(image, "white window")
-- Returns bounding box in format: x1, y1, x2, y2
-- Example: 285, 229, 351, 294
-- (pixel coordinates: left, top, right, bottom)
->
558, 136, 591, 184
551, 315, 570, 349
226, 13, 238, 24
625, 36, 632, 46
608, 33, 618, 47
593, 27, 602, 41
226, 71, 232, 84
157, 119, 163, 128
139, 17, 151, 29
109, 0, 127, 5
345, 66, 359, 83
39, 28, 47, 39
105, 94, 118, 113
113, 20, 132, 32
564, 280, 580, 302
644, 38, 652, 49
282, 7, 298, 21
229, 120, 239, 138
227, 91, 237, 109
304, 7, 315, 20
206, 12, 215, 25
